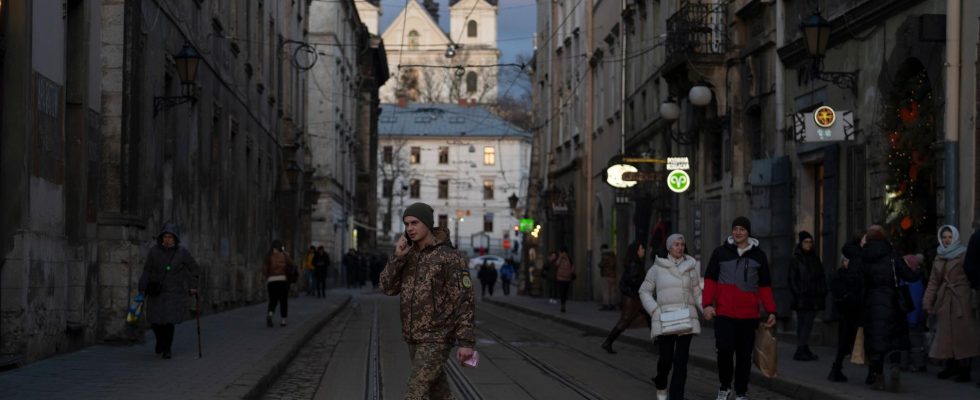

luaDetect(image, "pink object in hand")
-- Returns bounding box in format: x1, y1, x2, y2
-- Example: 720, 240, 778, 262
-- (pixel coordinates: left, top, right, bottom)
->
463, 350, 479, 368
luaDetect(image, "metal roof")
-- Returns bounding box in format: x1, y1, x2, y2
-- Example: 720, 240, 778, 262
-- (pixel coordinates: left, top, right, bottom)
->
378, 103, 530, 138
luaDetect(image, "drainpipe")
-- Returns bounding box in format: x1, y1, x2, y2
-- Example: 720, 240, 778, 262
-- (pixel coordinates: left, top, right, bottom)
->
944, 0, 961, 225
774, 0, 785, 157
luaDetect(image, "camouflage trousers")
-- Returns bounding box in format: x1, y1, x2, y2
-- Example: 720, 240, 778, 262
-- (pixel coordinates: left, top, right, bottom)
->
405, 343, 454, 400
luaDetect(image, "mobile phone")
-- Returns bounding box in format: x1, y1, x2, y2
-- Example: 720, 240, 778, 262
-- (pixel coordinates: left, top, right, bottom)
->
463, 350, 479, 367
403, 232, 413, 246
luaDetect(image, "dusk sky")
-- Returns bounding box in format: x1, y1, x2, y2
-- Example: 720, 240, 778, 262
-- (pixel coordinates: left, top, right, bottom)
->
378, 0, 537, 64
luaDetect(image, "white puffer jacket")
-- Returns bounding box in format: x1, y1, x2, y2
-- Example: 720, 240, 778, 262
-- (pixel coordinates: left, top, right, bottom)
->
639, 254, 703, 337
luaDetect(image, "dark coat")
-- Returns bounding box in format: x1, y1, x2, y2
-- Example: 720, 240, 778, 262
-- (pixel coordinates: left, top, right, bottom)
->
861, 239, 922, 354
964, 230, 980, 289
139, 227, 200, 325
313, 252, 330, 278
789, 246, 828, 311
477, 266, 498, 284
831, 242, 865, 314
619, 258, 646, 297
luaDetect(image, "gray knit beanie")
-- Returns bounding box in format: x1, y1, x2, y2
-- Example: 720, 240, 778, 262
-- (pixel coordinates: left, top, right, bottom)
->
402, 202, 434, 230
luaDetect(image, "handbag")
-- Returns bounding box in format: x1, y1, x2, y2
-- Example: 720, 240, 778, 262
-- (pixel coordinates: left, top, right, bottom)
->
892, 259, 915, 314
754, 324, 779, 378
660, 307, 693, 335
850, 327, 866, 365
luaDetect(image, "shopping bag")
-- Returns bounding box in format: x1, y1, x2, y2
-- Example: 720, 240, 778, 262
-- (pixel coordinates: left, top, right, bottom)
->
850, 327, 866, 365
126, 294, 145, 326
753, 324, 778, 378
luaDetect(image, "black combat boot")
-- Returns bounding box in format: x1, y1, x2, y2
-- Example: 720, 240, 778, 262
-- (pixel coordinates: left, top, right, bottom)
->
601, 328, 623, 354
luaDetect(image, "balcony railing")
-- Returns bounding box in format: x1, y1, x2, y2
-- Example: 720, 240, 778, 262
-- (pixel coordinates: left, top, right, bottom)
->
665, 1, 728, 61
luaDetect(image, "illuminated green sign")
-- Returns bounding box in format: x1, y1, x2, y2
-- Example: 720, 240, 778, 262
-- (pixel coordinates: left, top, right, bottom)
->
519, 218, 535, 232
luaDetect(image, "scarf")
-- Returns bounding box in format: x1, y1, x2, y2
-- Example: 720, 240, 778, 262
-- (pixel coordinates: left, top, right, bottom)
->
936, 224, 967, 260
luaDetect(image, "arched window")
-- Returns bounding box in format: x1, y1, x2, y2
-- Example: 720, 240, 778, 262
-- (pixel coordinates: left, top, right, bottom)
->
466, 71, 478, 93
467, 20, 478, 38
408, 30, 420, 49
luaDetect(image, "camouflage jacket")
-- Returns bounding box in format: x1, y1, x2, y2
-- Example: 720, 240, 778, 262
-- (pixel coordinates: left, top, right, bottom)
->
380, 227, 476, 347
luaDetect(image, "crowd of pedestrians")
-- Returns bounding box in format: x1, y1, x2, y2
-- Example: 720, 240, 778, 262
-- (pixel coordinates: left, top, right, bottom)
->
532, 216, 980, 400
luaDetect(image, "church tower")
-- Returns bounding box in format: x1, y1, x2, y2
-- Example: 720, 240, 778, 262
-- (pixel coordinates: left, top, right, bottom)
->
354, 0, 382, 35
449, 0, 497, 48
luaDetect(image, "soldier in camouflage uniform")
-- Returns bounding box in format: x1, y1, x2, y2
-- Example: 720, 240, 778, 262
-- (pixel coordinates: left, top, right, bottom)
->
381, 202, 476, 400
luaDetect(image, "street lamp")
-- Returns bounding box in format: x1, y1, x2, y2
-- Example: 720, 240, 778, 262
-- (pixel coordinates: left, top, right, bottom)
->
799, 11, 857, 94
688, 84, 713, 107
659, 97, 681, 121
508, 193, 519, 211
445, 44, 457, 59
154, 43, 202, 116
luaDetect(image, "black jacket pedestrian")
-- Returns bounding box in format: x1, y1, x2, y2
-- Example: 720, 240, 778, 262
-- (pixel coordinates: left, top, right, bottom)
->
832, 242, 865, 312
789, 245, 828, 311
861, 239, 922, 354
478, 265, 498, 285
964, 229, 980, 289
619, 258, 646, 297
313, 251, 330, 279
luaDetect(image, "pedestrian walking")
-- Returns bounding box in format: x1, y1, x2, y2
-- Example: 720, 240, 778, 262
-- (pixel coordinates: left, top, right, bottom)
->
601, 241, 650, 354
964, 228, 980, 289
313, 246, 331, 298
555, 248, 575, 313
788, 231, 828, 362
303, 246, 316, 296
860, 225, 922, 390
499, 259, 516, 296
828, 232, 865, 382
639, 234, 702, 400
703, 216, 777, 400
598, 244, 619, 311
138, 224, 200, 360
343, 249, 357, 288
923, 225, 980, 383
477, 261, 498, 299
263, 240, 295, 327
379, 202, 476, 399
543, 251, 559, 303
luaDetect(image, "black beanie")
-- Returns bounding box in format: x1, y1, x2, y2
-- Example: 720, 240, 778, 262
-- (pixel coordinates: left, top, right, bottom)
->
403, 202, 434, 230
798, 230, 813, 243
732, 216, 751, 234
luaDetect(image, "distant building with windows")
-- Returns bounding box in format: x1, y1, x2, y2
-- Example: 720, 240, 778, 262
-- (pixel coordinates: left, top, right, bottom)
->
377, 102, 530, 256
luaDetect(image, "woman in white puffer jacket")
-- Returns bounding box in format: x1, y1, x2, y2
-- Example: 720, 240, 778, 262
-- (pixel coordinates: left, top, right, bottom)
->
639, 233, 702, 400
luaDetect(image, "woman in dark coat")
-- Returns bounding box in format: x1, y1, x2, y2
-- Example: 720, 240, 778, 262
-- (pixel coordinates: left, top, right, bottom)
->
828, 233, 866, 382
138, 224, 200, 359
861, 225, 922, 390
477, 262, 498, 299
789, 231, 828, 361
313, 246, 330, 298
601, 242, 649, 353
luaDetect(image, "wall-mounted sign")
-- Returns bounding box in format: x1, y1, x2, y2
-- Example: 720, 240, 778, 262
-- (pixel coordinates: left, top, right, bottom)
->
666, 157, 690, 170
605, 163, 639, 188
519, 218, 535, 232
667, 170, 691, 193
795, 107, 855, 142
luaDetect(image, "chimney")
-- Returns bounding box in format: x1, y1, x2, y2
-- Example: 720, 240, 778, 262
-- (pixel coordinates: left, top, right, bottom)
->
422, 0, 440, 24
398, 96, 408, 108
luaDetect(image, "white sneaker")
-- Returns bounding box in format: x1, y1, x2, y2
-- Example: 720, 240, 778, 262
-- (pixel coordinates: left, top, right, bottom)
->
656, 389, 667, 400
715, 389, 731, 400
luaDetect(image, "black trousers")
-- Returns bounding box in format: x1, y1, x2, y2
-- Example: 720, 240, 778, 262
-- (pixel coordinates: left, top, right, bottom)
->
556, 281, 571, 305
796, 310, 817, 347
315, 273, 327, 297
267, 281, 289, 318
481, 281, 496, 297
655, 334, 694, 399
501, 279, 512, 295
715, 316, 758, 396
834, 312, 862, 367
151, 323, 175, 353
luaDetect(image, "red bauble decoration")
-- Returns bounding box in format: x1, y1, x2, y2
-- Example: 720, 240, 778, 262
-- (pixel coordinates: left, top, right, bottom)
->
900, 100, 920, 124
901, 216, 914, 230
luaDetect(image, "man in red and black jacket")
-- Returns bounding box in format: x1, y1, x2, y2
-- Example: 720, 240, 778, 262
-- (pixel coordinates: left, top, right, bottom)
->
703, 216, 777, 400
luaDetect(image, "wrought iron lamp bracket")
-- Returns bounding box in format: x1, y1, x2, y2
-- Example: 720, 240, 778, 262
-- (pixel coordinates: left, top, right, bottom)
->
816, 71, 858, 96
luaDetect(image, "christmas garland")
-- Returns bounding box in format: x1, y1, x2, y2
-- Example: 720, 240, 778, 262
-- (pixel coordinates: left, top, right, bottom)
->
882, 70, 936, 251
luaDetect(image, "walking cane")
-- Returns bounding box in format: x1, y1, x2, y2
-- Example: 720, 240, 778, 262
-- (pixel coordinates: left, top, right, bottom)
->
195, 293, 202, 358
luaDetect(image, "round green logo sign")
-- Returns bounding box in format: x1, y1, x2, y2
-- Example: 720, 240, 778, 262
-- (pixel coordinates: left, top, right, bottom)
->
667, 170, 691, 193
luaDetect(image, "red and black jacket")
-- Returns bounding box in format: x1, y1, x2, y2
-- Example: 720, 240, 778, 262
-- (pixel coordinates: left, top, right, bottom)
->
703, 238, 777, 319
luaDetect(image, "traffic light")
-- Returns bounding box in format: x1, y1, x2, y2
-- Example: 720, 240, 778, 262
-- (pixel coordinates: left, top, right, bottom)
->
513, 225, 519, 232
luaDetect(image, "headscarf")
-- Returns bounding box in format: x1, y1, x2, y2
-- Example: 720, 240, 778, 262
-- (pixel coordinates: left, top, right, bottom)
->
936, 224, 967, 260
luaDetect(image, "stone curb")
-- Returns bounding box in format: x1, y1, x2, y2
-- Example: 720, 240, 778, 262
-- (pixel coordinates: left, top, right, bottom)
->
215, 294, 353, 400
484, 298, 854, 400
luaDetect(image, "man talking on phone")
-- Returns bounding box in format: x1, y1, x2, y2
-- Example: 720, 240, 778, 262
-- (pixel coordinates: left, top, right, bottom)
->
381, 202, 476, 399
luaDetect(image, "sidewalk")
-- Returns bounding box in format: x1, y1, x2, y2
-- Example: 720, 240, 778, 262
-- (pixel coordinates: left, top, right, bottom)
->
0, 292, 354, 400
484, 295, 980, 400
